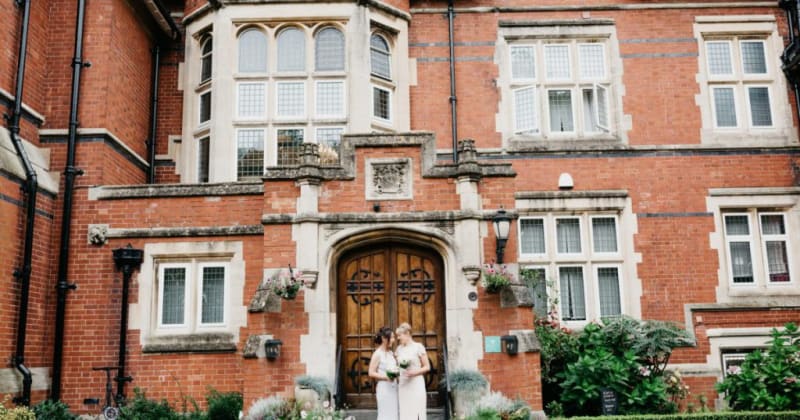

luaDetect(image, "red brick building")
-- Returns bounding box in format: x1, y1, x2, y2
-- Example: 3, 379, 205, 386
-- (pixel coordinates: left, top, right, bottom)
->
1, 0, 799, 415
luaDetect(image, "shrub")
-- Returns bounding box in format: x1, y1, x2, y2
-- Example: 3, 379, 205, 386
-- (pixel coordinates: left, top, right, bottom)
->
447, 369, 488, 394
0, 396, 35, 420
716, 323, 800, 411
294, 375, 332, 398
206, 388, 243, 420
31, 400, 77, 420
539, 316, 691, 417
467, 392, 532, 420
245, 396, 290, 420
562, 412, 800, 420
119, 388, 182, 420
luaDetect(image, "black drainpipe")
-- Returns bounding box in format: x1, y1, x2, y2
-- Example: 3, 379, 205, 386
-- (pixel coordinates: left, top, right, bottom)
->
780, 0, 800, 123
51, 0, 88, 401
6, 0, 35, 406
112, 245, 143, 405
147, 46, 161, 184
447, 0, 458, 162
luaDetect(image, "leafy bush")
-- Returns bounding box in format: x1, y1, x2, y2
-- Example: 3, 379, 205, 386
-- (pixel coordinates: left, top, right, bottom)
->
716, 323, 800, 411
537, 316, 692, 417
294, 375, 332, 398
206, 389, 243, 420
245, 396, 290, 420
0, 396, 35, 420
467, 392, 532, 420
447, 369, 488, 394
31, 400, 76, 420
120, 388, 182, 420
562, 412, 800, 420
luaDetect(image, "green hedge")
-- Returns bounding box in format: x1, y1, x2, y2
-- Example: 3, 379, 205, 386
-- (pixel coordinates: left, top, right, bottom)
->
562, 412, 800, 420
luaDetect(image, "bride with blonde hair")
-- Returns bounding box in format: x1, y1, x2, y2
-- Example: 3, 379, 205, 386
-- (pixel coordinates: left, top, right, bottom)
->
394, 322, 430, 420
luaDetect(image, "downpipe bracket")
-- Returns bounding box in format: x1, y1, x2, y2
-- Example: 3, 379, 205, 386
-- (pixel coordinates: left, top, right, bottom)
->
57, 282, 78, 292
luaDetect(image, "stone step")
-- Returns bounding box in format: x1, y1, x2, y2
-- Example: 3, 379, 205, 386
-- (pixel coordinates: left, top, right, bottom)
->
346, 408, 446, 420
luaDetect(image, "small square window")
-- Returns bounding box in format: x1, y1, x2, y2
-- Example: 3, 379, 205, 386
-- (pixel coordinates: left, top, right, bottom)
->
712, 87, 737, 128
548, 90, 575, 133
199, 91, 212, 124
316, 81, 345, 118
236, 129, 265, 179
592, 217, 618, 253
510, 45, 536, 80
559, 266, 586, 321
373, 87, 391, 121
747, 86, 772, 127
741, 41, 767, 75
706, 41, 733, 76
578, 44, 605, 79
556, 217, 582, 254
277, 128, 304, 166
276, 82, 306, 118
519, 218, 546, 255
237, 83, 266, 119
544, 44, 571, 80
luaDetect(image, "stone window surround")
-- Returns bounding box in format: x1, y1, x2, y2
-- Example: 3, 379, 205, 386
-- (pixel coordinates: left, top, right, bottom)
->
179, 4, 412, 183
707, 187, 800, 305
515, 190, 642, 327
496, 19, 631, 151
130, 241, 247, 353
693, 15, 798, 146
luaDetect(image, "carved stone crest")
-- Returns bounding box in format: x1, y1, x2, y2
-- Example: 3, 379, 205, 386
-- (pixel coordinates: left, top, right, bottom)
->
87, 224, 109, 246
365, 158, 412, 200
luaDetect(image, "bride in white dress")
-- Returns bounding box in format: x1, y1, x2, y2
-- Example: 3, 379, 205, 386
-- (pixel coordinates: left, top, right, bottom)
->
368, 326, 399, 420
395, 323, 430, 420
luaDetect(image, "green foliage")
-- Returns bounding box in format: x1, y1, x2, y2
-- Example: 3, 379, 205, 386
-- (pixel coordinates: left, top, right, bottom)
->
31, 400, 77, 420
119, 388, 183, 420
294, 375, 332, 399
537, 316, 692, 417
716, 323, 800, 412
561, 411, 800, 420
245, 396, 290, 420
206, 388, 243, 420
0, 396, 35, 420
467, 392, 532, 420
447, 369, 488, 394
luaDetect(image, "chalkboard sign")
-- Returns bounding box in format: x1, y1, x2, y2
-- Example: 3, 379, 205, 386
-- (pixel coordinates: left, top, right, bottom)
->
601, 389, 618, 415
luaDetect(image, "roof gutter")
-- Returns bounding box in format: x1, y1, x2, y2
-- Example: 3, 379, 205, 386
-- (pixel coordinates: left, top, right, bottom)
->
143, 0, 179, 40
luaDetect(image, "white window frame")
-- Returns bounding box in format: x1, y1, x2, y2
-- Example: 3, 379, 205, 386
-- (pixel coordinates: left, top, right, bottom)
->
739, 39, 769, 76
555, 216, 583, 257
505, 38, 615, 140
724, 212, 756, 287
157, 262, 191, 330
275, 81, 307, 119
198, 89, 212, 126
706, 40, 735, 79
758, 212, 794, 285
236, 82, 267, 120
557, 264, 588, 323
518, 217, 548, 260
315, 80, 347, 119
516, 209, 631, 326
744, 84, 774, 129
710, 85, 739, 129
589, 215, 620, 257
197, 262, 229, 328
372, 85, 392, 123
594, 263, 624, 318
235, 128, 266, 179
694, 16, 794, 143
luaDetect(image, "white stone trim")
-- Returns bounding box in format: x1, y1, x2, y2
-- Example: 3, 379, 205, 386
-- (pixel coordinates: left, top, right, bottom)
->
706, 188, 800, 304
130, 241, 247, 348
693, 15, 798, 146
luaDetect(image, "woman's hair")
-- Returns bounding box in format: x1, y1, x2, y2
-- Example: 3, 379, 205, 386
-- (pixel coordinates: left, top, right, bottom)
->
395, 322, 412, 336
374, 326, 393, 345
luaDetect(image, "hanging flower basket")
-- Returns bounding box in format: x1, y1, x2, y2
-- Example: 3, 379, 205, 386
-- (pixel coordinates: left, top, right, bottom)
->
481, 263, 512, 294
264, 266, 303, 300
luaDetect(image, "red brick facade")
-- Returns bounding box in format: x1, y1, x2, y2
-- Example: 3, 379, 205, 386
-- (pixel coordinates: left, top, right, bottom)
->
1, 0, 799, 416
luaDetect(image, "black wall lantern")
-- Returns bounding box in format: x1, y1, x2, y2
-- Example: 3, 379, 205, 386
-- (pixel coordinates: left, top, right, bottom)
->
492, 209, 512, 264
264, 339, 283, 360
501, 335, 518, 355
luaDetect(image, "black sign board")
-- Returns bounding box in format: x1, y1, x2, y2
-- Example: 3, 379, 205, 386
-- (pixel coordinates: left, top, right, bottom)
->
601, 389, 618, 415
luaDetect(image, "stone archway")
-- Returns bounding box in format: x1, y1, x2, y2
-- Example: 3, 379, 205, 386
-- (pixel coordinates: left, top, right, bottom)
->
335, 242, 446, 409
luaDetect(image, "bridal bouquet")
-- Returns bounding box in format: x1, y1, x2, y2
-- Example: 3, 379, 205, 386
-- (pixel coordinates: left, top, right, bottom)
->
386, 368, 400, 380
398, 359, 410, 369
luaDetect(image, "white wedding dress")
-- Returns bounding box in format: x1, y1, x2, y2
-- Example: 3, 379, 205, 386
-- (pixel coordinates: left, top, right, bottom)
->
396, 342, 427, 420
375, 348, 399, 420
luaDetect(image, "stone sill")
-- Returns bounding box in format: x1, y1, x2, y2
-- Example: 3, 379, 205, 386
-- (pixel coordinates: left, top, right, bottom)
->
141, 333, 237, 354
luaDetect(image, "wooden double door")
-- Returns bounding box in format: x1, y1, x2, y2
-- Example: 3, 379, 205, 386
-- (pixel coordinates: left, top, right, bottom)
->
337, 244, 446, 408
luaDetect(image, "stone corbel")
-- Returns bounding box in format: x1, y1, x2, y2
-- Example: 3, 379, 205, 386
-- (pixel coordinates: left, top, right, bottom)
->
248, 284, 282, 313
300, 270, 319, 289
462, 265, 481, 286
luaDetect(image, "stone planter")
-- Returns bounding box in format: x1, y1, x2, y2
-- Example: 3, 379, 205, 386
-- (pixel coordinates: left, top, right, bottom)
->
294, 386, 329, 409
451, 387, 487, 418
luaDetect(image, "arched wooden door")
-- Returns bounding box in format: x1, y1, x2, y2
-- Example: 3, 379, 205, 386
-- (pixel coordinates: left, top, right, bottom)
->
337, 244, 446, 408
